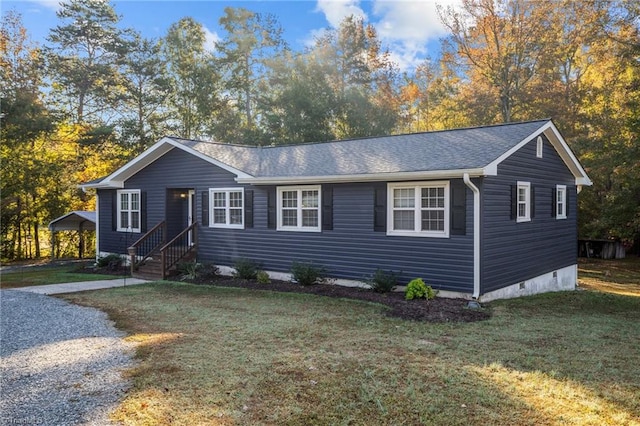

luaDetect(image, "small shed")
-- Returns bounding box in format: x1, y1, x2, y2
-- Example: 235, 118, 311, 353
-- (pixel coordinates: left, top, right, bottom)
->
48, 211, 96, 258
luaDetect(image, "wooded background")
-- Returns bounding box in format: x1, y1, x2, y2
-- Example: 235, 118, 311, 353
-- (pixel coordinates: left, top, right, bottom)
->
1, 0, 638, 261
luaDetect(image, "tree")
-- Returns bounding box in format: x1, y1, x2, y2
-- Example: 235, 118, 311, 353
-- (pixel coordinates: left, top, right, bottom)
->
45, 0, 129, 124
310, 16, 400, 138
216, 7, 288, 144
573, 8, 640, 246
163, 17, 222, 139
1, 10, 53, 259
119, 34, 171, 152
264, 52, 336, 143
439, 0, 549, 123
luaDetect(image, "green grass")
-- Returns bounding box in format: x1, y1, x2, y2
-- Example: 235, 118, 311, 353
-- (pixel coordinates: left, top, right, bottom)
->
0, 263, 123, 289
63, 263, 640, 426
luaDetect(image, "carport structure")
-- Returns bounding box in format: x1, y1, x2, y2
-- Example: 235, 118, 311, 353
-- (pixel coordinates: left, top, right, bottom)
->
48, 211, 96, 259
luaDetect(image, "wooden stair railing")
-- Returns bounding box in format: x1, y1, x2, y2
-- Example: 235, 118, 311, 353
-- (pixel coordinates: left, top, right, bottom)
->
127, 221, 166, 275
159, 222, 198, 279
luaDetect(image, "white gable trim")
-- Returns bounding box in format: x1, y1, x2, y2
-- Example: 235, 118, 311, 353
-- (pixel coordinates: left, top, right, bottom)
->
485, 121, 592, 186
81, 137, 253, 189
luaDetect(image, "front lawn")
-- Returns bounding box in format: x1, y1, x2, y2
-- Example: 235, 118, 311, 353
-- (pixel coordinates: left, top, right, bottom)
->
63, 259, 640, 425
0, 262, 125, 289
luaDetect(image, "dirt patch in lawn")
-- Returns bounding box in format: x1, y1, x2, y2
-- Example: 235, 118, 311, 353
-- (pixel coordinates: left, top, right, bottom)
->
186, 276, 490, 323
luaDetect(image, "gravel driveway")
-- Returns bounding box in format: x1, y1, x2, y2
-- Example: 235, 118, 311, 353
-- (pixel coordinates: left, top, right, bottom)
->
1, 290, 134, 425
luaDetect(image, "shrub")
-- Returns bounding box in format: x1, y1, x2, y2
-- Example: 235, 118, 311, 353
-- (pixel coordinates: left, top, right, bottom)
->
96, 253, 123, 269
367, 269, 399, 293
177, 261, 201, 281
256, 270, 271, 284
405, 278, 436, 300
233, 258, 261, 280
290, 261, 327, 286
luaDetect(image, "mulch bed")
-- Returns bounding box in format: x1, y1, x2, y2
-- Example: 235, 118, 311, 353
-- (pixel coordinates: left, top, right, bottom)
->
188, 275, 491, 323
83, 264, 490, 323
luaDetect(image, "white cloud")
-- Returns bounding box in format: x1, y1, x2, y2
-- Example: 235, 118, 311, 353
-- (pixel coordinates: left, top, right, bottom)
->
203, 26, 220, 52
372, 0, 461, 70
313, 0, 461, 71
373, 0, 454, 44
315, 0, 367, 28
29, 0, 62, 11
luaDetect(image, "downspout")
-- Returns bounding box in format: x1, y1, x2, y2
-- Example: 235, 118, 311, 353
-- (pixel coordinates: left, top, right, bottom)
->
463, 173, 481, 299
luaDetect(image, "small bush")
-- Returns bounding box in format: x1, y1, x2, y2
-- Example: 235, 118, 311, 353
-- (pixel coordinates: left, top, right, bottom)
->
367, 269, 399, 293
256, 270, 271, 284
290, 261, 327, 286
97, 253, 123, 269
233, 258, 261, 280
405, 278, 436, 300
177, 261, 201, 281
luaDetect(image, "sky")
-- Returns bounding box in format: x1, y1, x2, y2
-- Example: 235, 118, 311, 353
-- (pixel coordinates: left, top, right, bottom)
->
2, 0, 459, 71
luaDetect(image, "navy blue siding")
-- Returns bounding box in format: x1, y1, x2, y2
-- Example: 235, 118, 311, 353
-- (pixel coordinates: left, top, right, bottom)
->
98, 147, 475, 292
200, 182, 474, 292
480, 134, 578, 293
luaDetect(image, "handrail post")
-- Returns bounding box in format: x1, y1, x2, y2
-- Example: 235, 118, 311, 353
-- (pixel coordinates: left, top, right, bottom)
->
161, 249, 166, 280
127, 246, 136, 275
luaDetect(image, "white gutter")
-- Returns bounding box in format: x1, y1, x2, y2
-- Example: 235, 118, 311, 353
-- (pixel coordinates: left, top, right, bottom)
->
236, 168, 486, 185
463, 173, 481, 299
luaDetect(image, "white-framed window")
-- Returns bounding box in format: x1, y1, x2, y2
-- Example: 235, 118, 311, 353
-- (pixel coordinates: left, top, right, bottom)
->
387, 181, 450, 238
517, 181, 531, 222
277, 185, 321, 232
536, 136, 543, 158
117, 189, 141, 232
209, 188, 244, 228
556, 185, 567, 219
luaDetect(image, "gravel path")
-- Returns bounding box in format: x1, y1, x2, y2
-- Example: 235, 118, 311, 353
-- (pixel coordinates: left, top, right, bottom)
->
1, 290, 135, 425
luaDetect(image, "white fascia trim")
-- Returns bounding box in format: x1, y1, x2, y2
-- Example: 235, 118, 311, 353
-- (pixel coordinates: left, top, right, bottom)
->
236, 168, 486, 185
485, 121, 592, 186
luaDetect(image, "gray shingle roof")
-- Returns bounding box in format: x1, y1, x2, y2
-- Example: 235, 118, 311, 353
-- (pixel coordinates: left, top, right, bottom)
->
170, 119, 550, 178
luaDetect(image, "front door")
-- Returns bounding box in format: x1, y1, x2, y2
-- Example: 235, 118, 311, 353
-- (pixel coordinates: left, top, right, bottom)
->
166, 188, 195, 241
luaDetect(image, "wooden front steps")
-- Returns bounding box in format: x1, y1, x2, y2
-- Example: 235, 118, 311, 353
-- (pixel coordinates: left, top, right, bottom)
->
132, 249, 196, 280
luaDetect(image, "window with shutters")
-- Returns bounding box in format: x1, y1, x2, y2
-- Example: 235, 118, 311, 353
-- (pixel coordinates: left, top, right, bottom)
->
387, 181, 450, 238
517, 181, 531, 222
277, 185, 321, 232
117, 190, 141, 232
209, 188, 244, 228
556, 185, 567, 219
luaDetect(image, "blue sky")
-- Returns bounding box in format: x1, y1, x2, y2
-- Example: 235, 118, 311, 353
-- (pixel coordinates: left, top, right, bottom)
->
2, 0, 458, 70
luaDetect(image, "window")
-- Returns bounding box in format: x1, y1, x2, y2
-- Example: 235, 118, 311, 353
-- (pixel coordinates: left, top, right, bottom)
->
517, 181, 531, 222
117, 190, 141, 232
277, 185, 321, 232
536, 136, 543, 158
556, 185, 567, 219
387, 181, 449, 237
209, 188, 244, 228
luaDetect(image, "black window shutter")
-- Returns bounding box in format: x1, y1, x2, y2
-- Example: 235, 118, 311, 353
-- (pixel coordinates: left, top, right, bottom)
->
245, 189, 254, 228
566, 188, 570, 217
551, 187, 557, 217
373, 184, 387, 232
140, 191, 147, 232
530, 185, 536, 219
267, 187, 277, 229
510, 185, 517, 220
201, 191, 209, 226
322, 185, 333, 231
112, 191, 118, 231
450, 181, 467, 235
